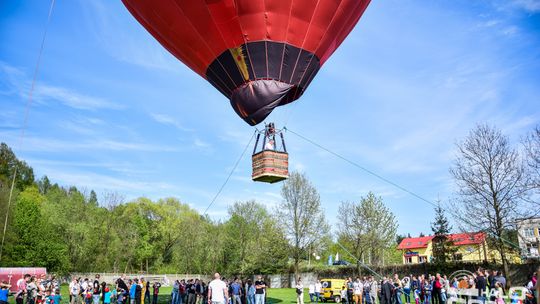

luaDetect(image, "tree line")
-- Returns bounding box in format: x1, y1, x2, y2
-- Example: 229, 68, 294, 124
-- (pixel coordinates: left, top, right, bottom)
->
0, 123, 537, 277
0, 143, 401, 275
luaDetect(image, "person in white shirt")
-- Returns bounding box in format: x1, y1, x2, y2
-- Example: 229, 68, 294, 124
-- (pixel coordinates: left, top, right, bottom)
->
352, 278, 363, 304
70, 278, 81, 304
295, 278, 304, 304
314, 281, 322, 304
308, 283, 315, 303
208, 273, 228, 304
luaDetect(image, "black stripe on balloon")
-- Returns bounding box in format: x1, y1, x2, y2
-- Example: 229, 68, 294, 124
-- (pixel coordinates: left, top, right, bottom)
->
205, 41, 321, 125
205, 41, 321, 98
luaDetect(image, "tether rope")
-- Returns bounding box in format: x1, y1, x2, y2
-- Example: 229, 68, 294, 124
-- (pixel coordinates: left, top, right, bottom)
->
0, 0, 56, 261
284, 126, 522, 250
202, 129, 257, 215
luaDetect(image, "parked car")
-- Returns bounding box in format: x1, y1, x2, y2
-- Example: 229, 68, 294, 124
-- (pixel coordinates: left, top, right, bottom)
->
332, 260, 351, 266
320, 278, 346, 302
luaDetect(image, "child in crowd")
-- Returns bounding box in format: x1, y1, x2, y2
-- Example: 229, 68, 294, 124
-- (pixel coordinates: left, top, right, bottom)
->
423, 279, 431, 304
111, 286, 118, 304
85, 286, 93, 304
511, 290, 521, 304
54, 290, 62, 304
494, 282, 505, 304
44, 291, 52, 304
341, 285, 347, 304
0, 281, 11, 304
104, 287, 112, 304
116, 289, 124, 304
413, 288, 420, 304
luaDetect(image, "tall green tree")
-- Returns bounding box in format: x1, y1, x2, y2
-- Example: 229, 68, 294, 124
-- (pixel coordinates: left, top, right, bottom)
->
277, 171, 329, 276
337, 192, 398, 267
224, 200, 289, 274
0, 143, 34, 191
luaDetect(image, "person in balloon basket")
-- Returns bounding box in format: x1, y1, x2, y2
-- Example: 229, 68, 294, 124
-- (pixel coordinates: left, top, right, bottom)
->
208, 273, 228, 304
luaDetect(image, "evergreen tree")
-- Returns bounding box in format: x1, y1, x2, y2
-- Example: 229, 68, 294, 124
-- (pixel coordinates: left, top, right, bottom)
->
431, 203, 456, 263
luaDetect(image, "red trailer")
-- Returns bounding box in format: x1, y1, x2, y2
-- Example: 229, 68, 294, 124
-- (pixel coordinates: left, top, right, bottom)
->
0, 268, 47, 293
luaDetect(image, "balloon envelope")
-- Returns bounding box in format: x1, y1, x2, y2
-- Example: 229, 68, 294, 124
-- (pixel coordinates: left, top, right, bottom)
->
123, 0, 371, 125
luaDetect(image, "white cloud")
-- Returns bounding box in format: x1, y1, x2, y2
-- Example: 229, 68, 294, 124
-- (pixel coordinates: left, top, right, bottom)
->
0, 61, 122, 111
0, 131, 179, 153
193, 138, 211, 148
35, 84, 123, 110
150, 113, 192, 131
510, 0, 540, 12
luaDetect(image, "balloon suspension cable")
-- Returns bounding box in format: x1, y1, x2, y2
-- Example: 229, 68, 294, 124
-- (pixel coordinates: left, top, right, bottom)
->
283, 127, 521, 251
202, 129, 257, 216
336, 242, 384, 280
0, 0, 56, 262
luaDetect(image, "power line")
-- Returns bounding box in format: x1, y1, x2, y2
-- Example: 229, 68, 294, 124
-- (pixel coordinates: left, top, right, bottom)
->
0, 0, 56, 262
202, 130, 257, 215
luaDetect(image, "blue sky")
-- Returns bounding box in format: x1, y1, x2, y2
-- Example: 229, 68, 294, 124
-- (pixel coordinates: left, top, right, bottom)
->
1, 0, 539, 236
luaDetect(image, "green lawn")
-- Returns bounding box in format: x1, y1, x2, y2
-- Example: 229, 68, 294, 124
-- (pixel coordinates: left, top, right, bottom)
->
12, 287, 491, 304
45, 286, 304, 304
266, 288, 307, 304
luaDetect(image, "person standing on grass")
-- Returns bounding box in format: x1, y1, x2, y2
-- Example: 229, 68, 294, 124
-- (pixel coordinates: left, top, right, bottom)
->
134, 279, 142, 304
296, 278, 304, 304
0, 281, 12, 304
431, 274, 443, 304
103, 287, 111, 304
314, 280, 322, 304
129, 280, 137, 304
151, 282, 161, 304
246, 281, 255, 304
27, 277, 38, 304
308, 283, 315, 303
230, 279, 242, 304
369, 277, 377, 304
254, 277, 266, 304
71, 278, 81, 304
352, 278, 363, 304
93, 275, 102, 304
208, 273, 228, 304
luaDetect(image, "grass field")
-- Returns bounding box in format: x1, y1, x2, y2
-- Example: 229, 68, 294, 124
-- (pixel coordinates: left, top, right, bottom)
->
43, 287, 306, 304
9, 287, 454, 304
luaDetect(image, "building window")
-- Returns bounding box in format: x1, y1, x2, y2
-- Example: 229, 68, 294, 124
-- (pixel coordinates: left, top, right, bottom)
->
523, 228, 535, 238
405, 257, 413, 264
418, 256, 427, 263
454, 253, 463, 261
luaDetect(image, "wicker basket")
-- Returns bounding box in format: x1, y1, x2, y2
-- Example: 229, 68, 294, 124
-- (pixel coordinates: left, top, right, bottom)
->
252, 150, 289, 183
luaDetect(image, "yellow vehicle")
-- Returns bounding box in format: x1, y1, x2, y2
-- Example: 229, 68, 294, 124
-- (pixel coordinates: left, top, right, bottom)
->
320, 279, 347, 303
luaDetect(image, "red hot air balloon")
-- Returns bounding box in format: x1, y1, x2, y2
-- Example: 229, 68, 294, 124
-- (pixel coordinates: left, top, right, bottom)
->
122, 0, 371, 126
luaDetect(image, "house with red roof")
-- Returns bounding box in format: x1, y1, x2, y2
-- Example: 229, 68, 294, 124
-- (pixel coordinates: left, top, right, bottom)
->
397, 232, 489, 264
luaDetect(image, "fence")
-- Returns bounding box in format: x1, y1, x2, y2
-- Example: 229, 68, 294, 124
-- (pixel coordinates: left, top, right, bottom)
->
63, 273, 211, 286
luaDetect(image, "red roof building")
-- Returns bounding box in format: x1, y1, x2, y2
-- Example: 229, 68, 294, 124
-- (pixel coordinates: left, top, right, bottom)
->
397, 232, 489, 264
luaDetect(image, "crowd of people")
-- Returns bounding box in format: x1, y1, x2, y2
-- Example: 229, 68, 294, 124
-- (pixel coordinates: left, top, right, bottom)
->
0, 269, 536, 304
294, 268, 537, 304
2, 274, 62, 304
5, 274, 162, 304
0, 273, 267, 304
170, 274, 268, 304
